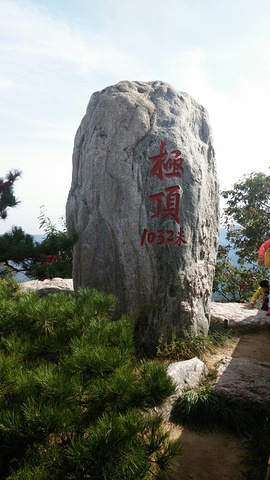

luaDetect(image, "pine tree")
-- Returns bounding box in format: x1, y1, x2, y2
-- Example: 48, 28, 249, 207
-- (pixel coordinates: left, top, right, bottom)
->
0, 170, 22, 220
0, 282, 181, 479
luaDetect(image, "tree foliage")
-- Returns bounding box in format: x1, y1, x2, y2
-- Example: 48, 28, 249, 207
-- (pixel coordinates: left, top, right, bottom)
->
0, 282, 181, 479
0, 227, 39, 266
0, 209, 78, 280
0, 170, 22, 220
213, 245, 266, 302
222, 171, 270, 263
31, 207, 78, 279
213, 172, 270, 302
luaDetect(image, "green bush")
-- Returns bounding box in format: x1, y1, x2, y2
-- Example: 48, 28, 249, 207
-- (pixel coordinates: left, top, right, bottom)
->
0, 281, 181, 479
171, 386, 256, 433
157, 321, 237, 362
0, 207, 78, 280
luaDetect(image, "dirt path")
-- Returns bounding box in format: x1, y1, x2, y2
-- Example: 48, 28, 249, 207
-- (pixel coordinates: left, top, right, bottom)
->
168, 330, 270, 480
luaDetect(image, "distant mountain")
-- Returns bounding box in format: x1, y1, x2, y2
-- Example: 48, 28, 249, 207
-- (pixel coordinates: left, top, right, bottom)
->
34, 234, 45, 243
218, 228, 239, 265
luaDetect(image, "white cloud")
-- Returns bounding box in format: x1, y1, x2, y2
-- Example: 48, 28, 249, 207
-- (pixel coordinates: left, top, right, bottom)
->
1, 0, 270, 234
0, 145, 73, 235
169, 50, 210, 102
0, 1, 133, 76
0, 2, 90, 60
167, 50, 270, 193
33, 126, 74, 142
0, 75, 16, 90
211, 77, 270, 186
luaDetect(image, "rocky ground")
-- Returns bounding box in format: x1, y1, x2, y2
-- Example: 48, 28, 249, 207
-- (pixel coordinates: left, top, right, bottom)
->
170, 303, 270, 480
19, 282, 270, 479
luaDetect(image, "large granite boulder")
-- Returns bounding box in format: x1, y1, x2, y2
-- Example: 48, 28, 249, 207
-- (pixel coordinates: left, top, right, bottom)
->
66, 80, 219, 351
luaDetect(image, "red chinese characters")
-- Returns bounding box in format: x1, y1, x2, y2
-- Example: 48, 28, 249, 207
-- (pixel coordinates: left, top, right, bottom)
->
149, 140, 184, 180
174, 227, 187, 247
148, 185, 181, 224
140, 228, 187, 247
140, 140, 187, 248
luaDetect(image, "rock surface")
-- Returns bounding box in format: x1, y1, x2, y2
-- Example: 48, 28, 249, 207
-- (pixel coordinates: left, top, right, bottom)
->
158, 357, 208, 421
211, 302, 270, 327
167, 357, 209, 394
214, 356, 270, 413
66, 80, 220, 350
19, 278, 74, 295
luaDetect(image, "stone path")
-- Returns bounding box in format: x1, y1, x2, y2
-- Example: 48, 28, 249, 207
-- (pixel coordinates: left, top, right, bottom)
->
170, 303, 270, 479
211, 301, 270, 328
211, 302, 270, 414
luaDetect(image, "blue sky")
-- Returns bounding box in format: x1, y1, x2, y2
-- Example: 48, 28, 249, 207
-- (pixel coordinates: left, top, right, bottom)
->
1, 0, 270, 234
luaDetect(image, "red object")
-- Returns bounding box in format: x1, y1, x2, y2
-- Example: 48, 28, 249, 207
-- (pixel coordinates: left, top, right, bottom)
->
163, 150, 184, 178
148, 185, 180, 224
156, 229, 165, 245
167, 230, 174, 243
0, 181, 10, 193
41, 255, 58, 265
239, 284, 250, 290
174, 228, 187, 247
258, 238, 270, 258
149, 140, 168, 180
140, 228, 147, 246
149, 141, 184, 180
46, 255, 58, 263
140, 228, 187, 247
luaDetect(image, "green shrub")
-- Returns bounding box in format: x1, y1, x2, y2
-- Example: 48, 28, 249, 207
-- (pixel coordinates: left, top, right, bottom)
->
171, 386, 256, 434
0, 280, 181, 479
157, 321, 237, 362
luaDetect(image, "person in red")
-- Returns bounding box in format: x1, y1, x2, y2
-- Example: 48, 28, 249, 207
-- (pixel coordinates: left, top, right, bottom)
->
258, 238, 270, 315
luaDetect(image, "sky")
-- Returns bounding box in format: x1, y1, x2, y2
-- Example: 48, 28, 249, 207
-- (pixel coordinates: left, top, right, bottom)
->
1, 0, 270, 235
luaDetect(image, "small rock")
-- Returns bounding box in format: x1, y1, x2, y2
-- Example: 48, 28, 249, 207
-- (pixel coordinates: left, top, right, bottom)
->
19, 278, 74, 295
158, 357, 208, 421
167, 357, 209, 394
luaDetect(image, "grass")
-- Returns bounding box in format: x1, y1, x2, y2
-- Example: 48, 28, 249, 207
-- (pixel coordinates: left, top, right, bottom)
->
171, 385, 257, 434
157, 321, 238, 362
